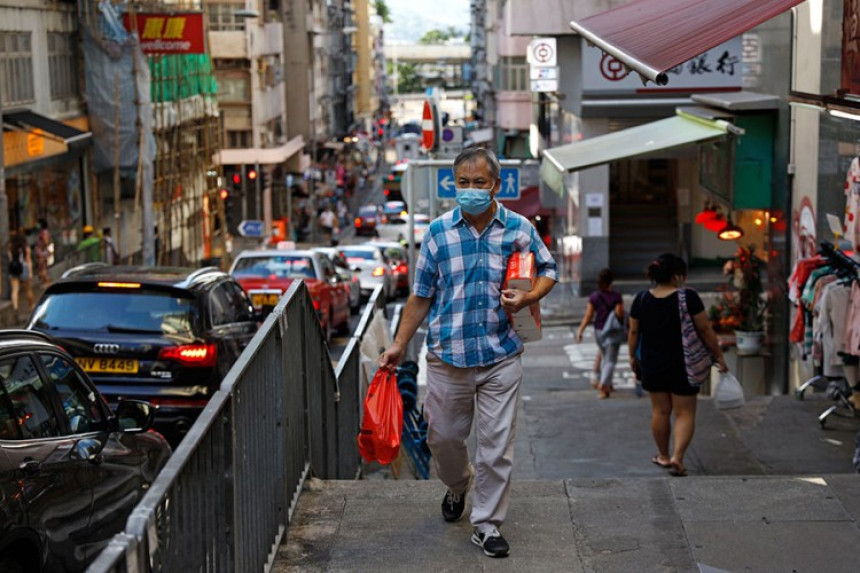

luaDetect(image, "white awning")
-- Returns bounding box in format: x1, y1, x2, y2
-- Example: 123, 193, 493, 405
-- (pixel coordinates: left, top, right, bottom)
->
215, 135, 305, 166
540, 110, 740, 195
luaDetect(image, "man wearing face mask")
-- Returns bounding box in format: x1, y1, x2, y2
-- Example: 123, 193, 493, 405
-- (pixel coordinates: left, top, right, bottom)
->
378, 147, 557, 558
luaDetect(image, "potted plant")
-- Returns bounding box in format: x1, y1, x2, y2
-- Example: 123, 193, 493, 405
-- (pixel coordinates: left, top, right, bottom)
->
723, 245, 768, 355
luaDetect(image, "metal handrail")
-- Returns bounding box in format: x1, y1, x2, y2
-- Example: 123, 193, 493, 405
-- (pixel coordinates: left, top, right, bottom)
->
87, 283, 387, 572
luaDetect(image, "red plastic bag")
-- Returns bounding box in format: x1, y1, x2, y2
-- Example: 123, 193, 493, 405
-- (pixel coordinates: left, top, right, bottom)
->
358, 369, 403, 465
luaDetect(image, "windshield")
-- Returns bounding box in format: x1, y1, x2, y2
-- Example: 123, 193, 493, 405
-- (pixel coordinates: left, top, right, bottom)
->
32, 290, 196, 335
339, 249, 376, 261
232, 255, 316, 279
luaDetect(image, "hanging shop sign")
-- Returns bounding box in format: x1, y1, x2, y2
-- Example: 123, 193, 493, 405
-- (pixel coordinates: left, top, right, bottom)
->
124, 12, 206, 55
582, 36, 743, 94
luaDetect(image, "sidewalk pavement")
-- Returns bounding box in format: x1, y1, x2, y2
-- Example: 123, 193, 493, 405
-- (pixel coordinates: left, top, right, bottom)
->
276, 317, 860, 572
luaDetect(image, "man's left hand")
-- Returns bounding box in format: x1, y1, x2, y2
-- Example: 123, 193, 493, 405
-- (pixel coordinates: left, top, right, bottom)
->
500, 288, 530, 314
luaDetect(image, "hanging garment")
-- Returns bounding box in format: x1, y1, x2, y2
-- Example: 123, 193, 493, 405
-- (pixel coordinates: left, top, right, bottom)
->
845, 157, 860, 251
815, 282, 851, 376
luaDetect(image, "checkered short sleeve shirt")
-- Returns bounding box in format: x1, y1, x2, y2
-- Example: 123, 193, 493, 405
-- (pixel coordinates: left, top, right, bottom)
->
413, 202, 558, 368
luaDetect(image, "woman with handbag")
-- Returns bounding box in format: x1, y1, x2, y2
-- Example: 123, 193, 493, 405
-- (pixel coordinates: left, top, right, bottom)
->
628, 253, 728, 476
576, 268, 625, 399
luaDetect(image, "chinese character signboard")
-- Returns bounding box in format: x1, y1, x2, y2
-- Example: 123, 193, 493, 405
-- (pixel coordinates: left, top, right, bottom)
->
123, 12, 206, 55
843, 0, 860, 95
582, 36, 743, 94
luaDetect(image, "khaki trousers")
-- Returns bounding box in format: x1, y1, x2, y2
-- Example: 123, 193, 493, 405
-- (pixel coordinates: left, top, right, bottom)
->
424, 352, 523, 532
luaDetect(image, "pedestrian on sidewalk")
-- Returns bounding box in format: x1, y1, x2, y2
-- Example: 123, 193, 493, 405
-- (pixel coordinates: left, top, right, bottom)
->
102, 227, 120, 265
378, 147, 558, 559
76, 225, 101, 263
33, 219, 52, 286
576, 268, 624, 399
628, 253, 728, 477
8, 228, 34, 313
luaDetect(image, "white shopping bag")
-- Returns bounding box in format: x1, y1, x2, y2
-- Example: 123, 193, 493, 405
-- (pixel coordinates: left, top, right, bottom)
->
714, 371, 745, 410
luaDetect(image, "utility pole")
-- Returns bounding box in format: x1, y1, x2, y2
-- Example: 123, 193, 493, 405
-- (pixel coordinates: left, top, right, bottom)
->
0, 98, 9, 301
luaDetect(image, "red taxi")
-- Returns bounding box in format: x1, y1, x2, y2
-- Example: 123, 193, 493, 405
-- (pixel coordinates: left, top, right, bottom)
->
229, 249, 351, 340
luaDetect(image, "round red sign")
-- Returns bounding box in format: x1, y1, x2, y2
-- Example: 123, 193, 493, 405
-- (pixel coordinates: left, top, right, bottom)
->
422, 100, 436, 151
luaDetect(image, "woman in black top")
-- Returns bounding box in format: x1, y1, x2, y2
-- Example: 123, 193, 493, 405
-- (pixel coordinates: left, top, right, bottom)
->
628, 253, 727, 476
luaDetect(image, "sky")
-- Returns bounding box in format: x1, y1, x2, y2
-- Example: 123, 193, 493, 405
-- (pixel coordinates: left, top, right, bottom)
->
383, 0, 471, 43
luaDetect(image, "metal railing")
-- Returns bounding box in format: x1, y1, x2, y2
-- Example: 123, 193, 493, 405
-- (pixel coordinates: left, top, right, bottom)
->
88, 282, 387, 572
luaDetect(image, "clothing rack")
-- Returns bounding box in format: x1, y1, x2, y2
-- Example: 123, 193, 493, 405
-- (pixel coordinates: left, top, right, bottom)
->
795, 241, 860, 427
819, 240, 860, 281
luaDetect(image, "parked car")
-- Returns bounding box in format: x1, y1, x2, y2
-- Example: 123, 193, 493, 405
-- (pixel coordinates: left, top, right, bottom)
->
0, 330, 171, 571
336, 244, 396, 301
26, 264, 257, 446
355, 205, 383, 237
375, 213, 431, 245
366, 241, 411, 298
230, 249, 351, 340
313, 246, 362, 314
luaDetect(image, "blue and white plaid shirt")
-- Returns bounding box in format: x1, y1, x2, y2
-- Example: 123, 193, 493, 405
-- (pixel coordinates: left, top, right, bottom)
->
413, 202, 558, 368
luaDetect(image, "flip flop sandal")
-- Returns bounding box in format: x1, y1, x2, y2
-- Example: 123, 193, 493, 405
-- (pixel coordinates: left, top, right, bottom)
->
651, 456, 672, 468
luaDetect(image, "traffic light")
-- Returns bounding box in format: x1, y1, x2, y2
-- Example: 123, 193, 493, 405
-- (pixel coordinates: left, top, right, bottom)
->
231, 172, 241, 189
219, 188, 229, 201
260, 169, 270, 189
221, 187, 236, 231
247, 168, 258, 181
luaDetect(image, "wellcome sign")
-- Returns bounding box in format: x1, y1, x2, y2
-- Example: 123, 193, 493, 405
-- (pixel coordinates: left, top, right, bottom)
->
123, 12, 206, 55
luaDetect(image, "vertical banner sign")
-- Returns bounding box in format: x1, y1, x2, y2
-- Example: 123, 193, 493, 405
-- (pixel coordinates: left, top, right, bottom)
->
123, 12, 206, 55
844, 0, 860, 95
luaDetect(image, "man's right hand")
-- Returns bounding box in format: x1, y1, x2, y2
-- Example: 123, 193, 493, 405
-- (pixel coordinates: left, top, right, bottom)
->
378, 342, 405, 372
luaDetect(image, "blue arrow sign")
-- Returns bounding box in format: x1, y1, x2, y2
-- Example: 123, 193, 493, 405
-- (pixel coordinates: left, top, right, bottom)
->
238, 219, 265, 238
436, 167, 521, 200
436, 167, 457, 199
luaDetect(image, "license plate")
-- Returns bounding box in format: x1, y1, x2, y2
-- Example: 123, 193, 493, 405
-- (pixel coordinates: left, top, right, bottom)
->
76, 357, 139, 374
252, 293, 281, 307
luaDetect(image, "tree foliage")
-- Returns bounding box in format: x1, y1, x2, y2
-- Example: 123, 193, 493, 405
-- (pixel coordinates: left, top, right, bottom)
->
373, 0, 392, 24
418, 26, 466, 45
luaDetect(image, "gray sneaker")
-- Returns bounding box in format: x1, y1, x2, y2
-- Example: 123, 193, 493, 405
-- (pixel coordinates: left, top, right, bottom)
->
471, 527, 510, 558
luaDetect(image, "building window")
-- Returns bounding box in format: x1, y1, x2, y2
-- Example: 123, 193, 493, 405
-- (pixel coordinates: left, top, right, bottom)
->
226, 130, 252, 148
48, 32, 78, 101
217, 71, 250, 102
495, 56, 528, 92
206, 3, 246, 32
0, 31, 35, 105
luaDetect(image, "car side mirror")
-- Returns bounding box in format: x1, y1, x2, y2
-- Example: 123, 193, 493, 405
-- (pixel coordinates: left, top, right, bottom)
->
115, 400, 154, 433
351, 265, 361, 273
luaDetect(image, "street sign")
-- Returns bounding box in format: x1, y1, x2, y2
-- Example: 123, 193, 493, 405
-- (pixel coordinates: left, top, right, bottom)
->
530, 79, 558, 93
238, 219, 264, 237
436, 167, 457, 199
422, 99, 438, 151
527, 38, 557, 67
530, 66, 559, 80
441, 126, 462, 144
435, 167, 520, 200
497, 167, 521, 200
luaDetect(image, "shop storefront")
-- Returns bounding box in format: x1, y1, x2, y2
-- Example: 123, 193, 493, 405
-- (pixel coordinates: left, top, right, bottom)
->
2, 113, 91, 259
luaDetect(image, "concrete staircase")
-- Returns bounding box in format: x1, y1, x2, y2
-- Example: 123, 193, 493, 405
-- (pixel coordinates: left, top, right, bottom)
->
610, 203, 678, 278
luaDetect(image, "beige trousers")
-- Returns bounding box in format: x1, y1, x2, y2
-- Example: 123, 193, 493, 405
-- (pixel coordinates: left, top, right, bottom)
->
423, 352, 523, 532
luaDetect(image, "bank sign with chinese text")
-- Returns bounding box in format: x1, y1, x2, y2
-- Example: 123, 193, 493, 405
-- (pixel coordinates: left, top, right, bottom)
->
123, 12, 206, 54
582, 36, 743, 94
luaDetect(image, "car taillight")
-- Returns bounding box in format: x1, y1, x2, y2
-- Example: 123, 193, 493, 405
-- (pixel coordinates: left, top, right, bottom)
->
372, 266, 386, 277
157, 344, 217, 367
388, 174, 394, 181
383, 188, 390, 196
355, 217, 361, 228
312, 299, 321, 310
396, 263, 408, 274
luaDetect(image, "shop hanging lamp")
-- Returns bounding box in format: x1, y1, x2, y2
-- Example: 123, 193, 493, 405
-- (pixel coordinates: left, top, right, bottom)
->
703, 213, 727, 232
694, 200, 718, 224
717, 217, 744, 241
